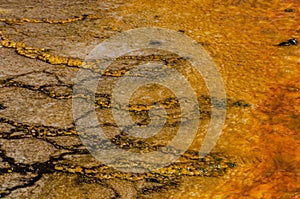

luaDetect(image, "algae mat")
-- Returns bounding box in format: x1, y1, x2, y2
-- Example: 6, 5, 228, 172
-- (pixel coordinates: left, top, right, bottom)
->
0, 0, 299, 198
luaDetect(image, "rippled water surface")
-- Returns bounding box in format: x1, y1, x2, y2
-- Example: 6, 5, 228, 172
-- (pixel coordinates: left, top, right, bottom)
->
0, 0, 299, 198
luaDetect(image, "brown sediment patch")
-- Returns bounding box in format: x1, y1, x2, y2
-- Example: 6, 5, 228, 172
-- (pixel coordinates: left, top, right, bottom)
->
244, 79, 300, 198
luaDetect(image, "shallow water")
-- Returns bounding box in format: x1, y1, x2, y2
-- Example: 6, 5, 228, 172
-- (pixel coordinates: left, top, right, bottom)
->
0, 0, 299, 198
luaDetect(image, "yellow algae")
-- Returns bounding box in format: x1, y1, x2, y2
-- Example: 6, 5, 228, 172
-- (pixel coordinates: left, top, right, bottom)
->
0, 0, 299, 198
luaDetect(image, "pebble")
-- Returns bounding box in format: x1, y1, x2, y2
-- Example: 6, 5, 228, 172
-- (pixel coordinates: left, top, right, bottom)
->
278, 38, 298, 46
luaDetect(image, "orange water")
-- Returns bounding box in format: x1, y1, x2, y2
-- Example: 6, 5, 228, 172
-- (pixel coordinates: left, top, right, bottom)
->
111, 0, 300, 198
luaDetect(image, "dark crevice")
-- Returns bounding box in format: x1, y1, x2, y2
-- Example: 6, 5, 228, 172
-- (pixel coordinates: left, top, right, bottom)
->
0, 103, 6, 110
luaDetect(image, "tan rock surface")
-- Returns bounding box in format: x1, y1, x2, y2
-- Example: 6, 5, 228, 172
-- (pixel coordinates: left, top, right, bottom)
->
0, 0, 299, 198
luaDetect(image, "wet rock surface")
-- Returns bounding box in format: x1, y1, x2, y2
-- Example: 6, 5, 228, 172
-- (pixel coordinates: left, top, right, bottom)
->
0, 138, 58, 164
0, 0, 299, 198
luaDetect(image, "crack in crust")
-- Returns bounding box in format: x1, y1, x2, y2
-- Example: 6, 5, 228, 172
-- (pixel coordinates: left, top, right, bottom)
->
0, 116, 237, 197
0, 14, 243, 197
0, 14, 102, 24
